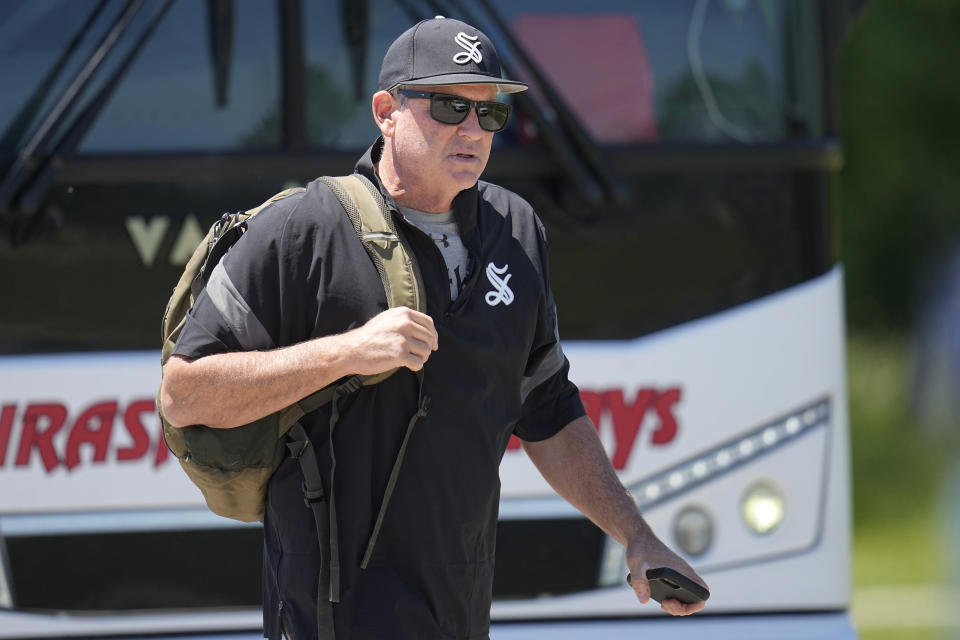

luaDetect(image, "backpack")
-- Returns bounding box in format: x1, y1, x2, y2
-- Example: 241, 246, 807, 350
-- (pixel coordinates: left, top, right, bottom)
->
158, 173, 426, 520
158, 175, 429, 635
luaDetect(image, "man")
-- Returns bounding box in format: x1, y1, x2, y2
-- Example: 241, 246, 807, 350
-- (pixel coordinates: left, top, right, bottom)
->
160, 16, 707, 639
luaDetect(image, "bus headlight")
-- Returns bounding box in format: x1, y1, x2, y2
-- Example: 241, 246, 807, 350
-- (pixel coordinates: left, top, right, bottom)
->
741, 482, 785, 535
673, 506, 713, 556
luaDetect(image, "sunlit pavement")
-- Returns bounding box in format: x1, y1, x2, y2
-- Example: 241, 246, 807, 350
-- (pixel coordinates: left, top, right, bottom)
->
853, 584, 960, 632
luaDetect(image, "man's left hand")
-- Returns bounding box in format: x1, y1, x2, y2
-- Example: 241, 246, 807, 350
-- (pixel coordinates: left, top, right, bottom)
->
625, 536, 708, 616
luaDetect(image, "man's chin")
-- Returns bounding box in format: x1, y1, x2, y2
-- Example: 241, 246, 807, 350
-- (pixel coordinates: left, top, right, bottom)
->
447, 170, 483, 191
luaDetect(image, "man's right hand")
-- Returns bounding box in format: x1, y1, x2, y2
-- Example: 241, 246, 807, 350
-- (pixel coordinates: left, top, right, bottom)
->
344, 307, 439, 375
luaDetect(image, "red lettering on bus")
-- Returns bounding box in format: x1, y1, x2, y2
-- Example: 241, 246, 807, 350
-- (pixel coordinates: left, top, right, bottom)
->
579, 390, 605, 431
16, 403, 68, 471
607, 389, 657, 470
65, 401, 117, 470
0, 404, 15, 467
504, 387, 682, 468
119, 400, 155, 462
0, 398, 169, 472
651, 388, 681, 445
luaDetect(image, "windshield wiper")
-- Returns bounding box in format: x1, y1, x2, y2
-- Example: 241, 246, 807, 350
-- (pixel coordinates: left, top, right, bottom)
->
343, 0, 369, 100
1, 0, 175, 243
0, 0, 147, 216
206, 0, 234, 108
0, 0, 111, 154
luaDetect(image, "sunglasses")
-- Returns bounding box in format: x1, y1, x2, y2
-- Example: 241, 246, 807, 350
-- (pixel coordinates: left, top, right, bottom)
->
396, 89, 512, 133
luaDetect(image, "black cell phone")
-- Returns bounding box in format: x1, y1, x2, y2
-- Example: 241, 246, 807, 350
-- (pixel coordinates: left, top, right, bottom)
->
626, 567, 710, 604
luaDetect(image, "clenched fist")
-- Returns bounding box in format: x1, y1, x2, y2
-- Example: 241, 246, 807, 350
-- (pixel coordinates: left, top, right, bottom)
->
343, 307, 439, 375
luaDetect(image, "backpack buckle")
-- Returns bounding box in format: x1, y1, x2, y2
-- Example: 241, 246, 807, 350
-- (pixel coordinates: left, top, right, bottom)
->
300, 480, 325, 508
287, 438, 308, 459
339, 375, 363, 395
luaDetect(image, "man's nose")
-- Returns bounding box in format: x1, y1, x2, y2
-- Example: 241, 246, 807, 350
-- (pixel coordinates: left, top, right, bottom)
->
457, 107, 484, 140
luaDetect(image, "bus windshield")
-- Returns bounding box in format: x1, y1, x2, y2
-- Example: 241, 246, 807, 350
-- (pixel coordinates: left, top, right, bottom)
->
0, 1, 823, 156
0, 0, 835, 354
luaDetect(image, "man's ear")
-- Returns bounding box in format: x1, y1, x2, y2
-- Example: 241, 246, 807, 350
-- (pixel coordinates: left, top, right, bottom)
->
372, 91, 398, 137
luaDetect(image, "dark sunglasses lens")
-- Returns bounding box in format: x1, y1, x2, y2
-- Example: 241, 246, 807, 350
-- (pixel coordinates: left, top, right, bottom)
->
431, 95, 471, 125
430, 95, 511, 132
476, 102, 511, 132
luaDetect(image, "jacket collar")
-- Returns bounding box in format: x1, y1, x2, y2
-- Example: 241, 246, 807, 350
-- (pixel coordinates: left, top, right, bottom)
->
355, 137, 480, 243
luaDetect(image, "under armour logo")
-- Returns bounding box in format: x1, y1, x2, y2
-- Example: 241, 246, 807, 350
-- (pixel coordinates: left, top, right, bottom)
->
484, 262, 514, 306
453, 32, 482, 65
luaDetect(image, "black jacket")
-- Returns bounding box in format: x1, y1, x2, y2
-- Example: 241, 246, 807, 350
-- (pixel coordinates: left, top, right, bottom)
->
174, 139, 585, 639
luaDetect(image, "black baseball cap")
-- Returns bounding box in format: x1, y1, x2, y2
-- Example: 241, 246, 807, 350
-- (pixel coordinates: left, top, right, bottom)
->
378, 16, 528, 94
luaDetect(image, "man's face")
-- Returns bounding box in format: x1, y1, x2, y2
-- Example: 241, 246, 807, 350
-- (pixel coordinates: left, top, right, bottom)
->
387, 83, 498, 209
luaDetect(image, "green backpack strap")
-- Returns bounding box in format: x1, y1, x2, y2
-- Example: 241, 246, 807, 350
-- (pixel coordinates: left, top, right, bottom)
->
318, 175, 425, 313
158, 187, 307, 526
160, 187, 305, 369
289, 175, 430, 626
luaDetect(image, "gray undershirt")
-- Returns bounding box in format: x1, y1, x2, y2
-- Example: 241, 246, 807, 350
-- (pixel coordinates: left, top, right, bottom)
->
398, 205, 470, 301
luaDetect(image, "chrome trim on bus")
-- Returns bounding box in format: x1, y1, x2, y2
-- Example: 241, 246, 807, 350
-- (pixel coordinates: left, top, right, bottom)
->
629, 397, 831, 511
0, 609, 857, 640
491, 611, 856, 639
498, 397, 831, 521
0, 608, 261, 639
0, 507, 259, 537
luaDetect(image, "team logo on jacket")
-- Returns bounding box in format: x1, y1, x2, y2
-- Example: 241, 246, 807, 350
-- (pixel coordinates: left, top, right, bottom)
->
484, 262, 514, 306
453, 32, 482, 64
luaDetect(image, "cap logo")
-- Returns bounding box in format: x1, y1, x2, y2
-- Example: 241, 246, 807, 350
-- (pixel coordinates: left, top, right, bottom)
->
453, 32, 482, 65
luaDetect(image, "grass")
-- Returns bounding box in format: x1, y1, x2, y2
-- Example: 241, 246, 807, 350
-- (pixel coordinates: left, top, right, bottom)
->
847, 332, 958, 638
859, 632, 949, 640
854, 514, 947, 588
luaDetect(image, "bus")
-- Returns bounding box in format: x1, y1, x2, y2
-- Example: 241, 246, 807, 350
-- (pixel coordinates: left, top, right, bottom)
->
0, 0, 862, 637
